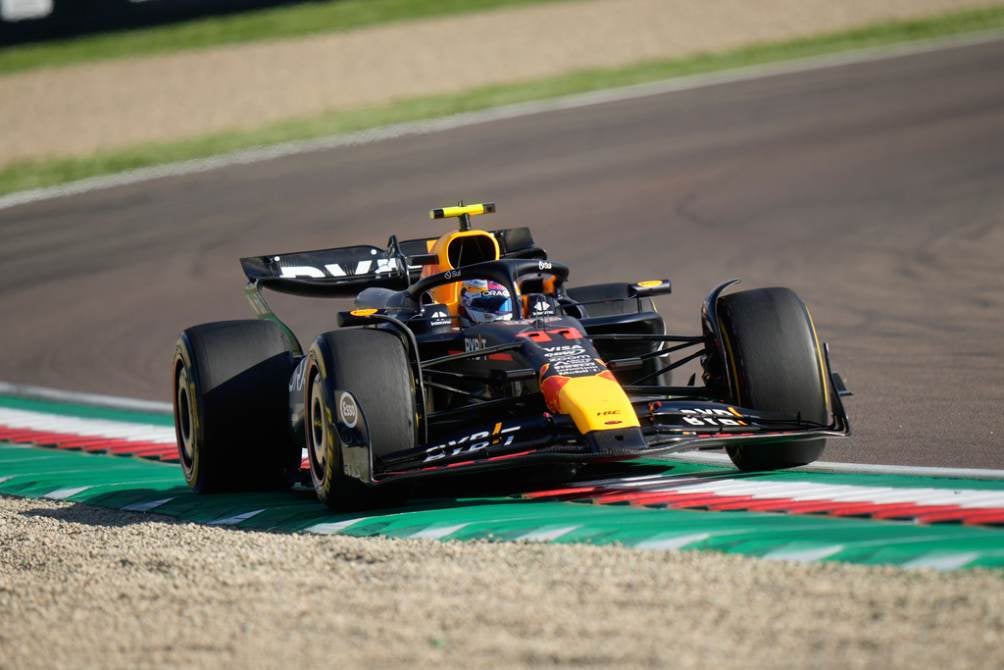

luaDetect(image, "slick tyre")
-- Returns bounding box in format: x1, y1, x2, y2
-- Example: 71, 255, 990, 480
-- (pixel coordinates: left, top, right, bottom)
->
715, 287, 829, 471
173, 320, 299, 493
305, 328, 416, 510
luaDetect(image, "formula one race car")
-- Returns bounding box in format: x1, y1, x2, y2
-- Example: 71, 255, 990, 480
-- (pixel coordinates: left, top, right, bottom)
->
172, 202, 851, 507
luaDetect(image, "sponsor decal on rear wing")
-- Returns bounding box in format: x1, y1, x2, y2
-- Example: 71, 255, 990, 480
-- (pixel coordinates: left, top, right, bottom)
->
240, 244, 433, 297
241, 245, 403, 280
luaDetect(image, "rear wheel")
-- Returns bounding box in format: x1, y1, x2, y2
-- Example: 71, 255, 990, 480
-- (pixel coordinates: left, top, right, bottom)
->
172, 320, 299, 492
306, 328, 416, 509
714, 287, 829, 470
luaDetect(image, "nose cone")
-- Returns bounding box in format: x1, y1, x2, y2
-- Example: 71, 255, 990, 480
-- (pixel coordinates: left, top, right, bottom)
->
541, 370, 640, 435
582, 426, 647, 455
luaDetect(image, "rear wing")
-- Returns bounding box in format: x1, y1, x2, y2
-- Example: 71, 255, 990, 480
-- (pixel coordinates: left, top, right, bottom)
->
240, 227, 544, 298
240, 243, 419, 297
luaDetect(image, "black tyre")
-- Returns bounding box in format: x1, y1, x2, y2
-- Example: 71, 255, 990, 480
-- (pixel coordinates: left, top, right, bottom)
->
565, 283, 671, 386
173, 320, 299, 493
305, 328, 416, 509
715, 287, 829, 470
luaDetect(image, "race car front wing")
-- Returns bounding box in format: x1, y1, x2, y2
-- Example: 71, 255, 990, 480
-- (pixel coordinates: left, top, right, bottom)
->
364, 358, 850, 485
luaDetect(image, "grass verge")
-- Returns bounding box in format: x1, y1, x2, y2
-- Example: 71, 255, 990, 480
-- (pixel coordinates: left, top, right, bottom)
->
2, 5, 1003, 198
0, 0, 566, 76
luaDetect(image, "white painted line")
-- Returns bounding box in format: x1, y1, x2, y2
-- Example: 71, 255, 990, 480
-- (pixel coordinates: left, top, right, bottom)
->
903, 552, 981, 571
802, 461, 1004, 482
0, 381, 172, 413
6, 415, 168, 441
634, 532, 711, 551
574, 473, 702, 488
208, 509, 265, 526
305, 518, 365, 535
517, 525, 580, 542
409, 523, 469, 540
682, 481, 879, 502
600, 478, 1004, 510
764, 544, 845, 563
43, 486, 90, 500
0, 407, 176, 444
667, 451, 1004, 481
121, 497, 175, 512
1, 30, 1002, 212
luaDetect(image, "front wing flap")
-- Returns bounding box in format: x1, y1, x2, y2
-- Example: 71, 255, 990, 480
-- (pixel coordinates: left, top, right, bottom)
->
371, 392, 849, 485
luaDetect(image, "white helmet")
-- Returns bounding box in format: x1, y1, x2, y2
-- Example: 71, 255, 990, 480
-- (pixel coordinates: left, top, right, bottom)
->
459, 279, 513, 326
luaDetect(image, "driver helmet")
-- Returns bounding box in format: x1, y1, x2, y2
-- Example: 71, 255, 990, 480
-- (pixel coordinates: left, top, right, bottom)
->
458, 279, 513, 326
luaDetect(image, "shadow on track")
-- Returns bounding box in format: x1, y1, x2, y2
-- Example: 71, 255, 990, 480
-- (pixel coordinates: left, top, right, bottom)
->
13, 459, 748, 529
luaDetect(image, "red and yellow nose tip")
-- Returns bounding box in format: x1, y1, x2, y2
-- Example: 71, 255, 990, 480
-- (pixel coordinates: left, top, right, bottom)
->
540, 369, 639, 434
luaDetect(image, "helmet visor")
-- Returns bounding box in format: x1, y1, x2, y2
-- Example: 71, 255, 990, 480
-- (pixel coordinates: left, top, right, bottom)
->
468, 293, 511, 315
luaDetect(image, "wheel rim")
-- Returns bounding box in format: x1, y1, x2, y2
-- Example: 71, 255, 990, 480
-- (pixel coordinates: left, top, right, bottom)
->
176, 366, 195, 464
308, 372, 328, 475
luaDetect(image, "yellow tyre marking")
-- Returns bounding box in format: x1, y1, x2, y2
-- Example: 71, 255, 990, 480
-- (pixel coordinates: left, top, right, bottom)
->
718, 317, 742, 405
804, 306, 831, 410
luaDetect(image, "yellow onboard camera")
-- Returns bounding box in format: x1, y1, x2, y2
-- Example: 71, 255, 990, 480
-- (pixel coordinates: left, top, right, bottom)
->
429, 202, 496, 231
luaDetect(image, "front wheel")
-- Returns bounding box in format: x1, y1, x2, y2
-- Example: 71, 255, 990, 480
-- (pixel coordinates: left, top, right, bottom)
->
713, 287, 830, 470
305, 328, 417, 509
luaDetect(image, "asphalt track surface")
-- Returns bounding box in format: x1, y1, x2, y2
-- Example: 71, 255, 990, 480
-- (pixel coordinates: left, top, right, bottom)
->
1, 39, 1002, 468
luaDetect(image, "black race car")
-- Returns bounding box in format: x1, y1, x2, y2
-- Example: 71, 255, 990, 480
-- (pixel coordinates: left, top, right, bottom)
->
172, 202, 850, 507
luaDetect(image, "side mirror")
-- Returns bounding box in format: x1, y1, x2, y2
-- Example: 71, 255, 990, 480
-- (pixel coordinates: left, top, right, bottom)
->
628, 279, 672, 298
